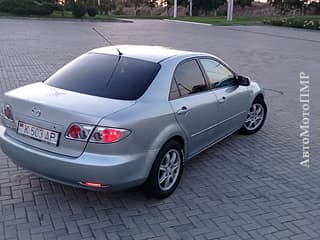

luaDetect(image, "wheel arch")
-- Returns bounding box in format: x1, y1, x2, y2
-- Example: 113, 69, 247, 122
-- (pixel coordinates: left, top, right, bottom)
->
154, 134, 188, 161
254, 93, 264, 101
168, 135, 185, 149
143, 122, 187, 171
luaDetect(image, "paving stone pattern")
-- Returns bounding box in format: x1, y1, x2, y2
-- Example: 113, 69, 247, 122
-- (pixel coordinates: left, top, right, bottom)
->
0, 18, 319, 240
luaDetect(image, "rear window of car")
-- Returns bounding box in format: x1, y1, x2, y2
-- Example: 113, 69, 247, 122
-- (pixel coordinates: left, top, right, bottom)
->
45, 53, 161, 100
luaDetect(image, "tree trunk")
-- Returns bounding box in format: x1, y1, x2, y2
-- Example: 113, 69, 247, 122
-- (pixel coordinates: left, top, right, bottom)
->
301, 5, 305, 16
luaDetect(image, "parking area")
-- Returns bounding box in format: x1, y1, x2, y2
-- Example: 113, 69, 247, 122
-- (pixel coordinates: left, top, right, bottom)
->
0, 18, 320, 240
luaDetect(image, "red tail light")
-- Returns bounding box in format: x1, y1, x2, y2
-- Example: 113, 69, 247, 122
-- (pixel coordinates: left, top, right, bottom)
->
90, 127, 130, 144
68, 125, 81, 139
66, 123, 94, 141
66, 123, 130, 144
3, 104, 13, 121
102, 129, 121, 143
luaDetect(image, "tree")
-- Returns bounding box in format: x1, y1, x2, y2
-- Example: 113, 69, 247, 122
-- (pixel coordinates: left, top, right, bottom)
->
131, 0, 144, 15
270, 0, 307, 15
101, 1, 116, 15
192, 0, 226, 15
235, 0, 254, 8
162, 0, 173, 16
211, 0, 226, 15
146, 0, 157, 15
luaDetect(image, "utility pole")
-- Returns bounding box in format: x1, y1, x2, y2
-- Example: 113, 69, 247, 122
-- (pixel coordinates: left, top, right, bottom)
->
227, 0, 234, 21
189, 0, 192, 16
173, 0, 177, 18
97, 0, 101, 15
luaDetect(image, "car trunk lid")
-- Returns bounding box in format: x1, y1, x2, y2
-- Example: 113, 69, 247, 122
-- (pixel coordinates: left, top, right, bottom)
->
3, 82, 135, 157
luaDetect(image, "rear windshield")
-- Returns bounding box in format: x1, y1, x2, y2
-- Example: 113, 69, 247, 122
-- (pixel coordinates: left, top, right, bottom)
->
45, 53, 161, 100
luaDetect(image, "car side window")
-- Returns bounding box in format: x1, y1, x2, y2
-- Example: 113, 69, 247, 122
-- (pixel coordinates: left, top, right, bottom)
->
172, 60, 207, 98
199, 58, 236, 89
169, 78, 180, 100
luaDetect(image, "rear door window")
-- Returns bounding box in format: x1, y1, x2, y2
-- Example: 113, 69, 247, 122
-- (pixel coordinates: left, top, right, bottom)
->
45, 53, 161, 100
172, 59, 207, 98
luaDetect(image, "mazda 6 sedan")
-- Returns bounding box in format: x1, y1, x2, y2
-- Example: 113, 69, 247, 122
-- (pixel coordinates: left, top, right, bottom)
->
0, 45, 267, 198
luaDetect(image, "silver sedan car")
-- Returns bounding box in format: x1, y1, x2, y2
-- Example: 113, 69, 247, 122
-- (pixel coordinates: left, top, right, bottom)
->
0, 45, 267, 198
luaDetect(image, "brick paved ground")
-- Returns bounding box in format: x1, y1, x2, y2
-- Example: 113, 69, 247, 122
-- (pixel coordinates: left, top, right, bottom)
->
0, 18, 320, 240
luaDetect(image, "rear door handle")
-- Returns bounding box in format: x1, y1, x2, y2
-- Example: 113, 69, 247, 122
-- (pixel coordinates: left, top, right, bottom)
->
177, 106, 189, 115
218, 96, 226, 104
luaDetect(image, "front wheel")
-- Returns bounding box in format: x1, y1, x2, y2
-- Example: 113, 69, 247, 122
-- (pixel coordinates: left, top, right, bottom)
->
240, 97, 267, 135
143, 140, 184, 199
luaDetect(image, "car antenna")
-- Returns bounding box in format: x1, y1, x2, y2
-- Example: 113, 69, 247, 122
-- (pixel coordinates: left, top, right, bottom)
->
92, 27, 123, 56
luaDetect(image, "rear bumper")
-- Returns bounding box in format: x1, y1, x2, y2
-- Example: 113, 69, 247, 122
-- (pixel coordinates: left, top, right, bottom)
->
0, 126, 158, 191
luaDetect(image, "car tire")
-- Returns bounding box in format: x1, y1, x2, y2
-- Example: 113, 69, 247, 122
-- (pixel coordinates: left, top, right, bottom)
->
143, 140, 184, 199
240, 97, 267, 135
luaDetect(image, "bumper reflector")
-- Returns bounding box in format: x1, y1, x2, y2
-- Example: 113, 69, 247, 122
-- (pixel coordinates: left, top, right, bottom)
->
80, 181, 106, 188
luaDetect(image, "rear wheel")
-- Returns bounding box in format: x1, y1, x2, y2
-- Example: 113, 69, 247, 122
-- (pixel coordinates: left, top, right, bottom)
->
143, 140, 184, 199
240, 97, 267, 135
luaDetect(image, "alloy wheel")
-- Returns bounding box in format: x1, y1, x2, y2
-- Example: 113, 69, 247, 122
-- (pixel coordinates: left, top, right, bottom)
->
244, 103, 265, 131
158, 149, 181, 191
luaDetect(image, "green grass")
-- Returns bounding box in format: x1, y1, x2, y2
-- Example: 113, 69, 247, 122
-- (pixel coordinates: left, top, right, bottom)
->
174, 15, 320, 27
174, 16, 268, 25
50, 10, 73, 18
0, 10, 117, 21
112, 15, 167, 19
264, 15, 320, 22
50, 10, 116, 20
0, 11, 14, 16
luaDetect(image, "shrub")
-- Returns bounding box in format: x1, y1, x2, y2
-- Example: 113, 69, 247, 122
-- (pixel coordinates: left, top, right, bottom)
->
216, 8, 227, 16
113, 7, 124, 15
44, 2, 63, 11
267, 19, 285, 26
265, 17, 320, 30
73, 3, 86, 18
87, 7, 97, 17
64, 2, 75, 12
0, 0, 53, 15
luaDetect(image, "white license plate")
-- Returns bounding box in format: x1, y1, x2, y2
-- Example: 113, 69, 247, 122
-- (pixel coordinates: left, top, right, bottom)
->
17, 121, 60, 146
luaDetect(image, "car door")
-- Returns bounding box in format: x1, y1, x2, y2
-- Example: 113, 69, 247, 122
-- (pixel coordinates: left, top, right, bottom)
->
169, 59, 221, 157
198, 58, 251, 138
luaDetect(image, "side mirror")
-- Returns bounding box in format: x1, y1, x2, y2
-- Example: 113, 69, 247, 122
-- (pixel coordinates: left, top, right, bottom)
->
237, 75, 250, 86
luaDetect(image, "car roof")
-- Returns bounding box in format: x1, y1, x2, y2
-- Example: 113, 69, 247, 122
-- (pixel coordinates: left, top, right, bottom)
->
90, 45, 206, 63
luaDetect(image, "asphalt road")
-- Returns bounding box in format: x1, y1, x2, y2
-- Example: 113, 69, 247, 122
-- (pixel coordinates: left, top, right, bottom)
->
0, 18, 320, 240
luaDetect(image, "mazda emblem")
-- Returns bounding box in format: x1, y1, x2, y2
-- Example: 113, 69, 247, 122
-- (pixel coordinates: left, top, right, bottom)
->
31, 107, 41, 117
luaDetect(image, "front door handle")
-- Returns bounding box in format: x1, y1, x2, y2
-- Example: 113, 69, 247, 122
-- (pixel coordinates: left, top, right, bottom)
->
218, 96, 226, 104
176, 106, 189, 115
